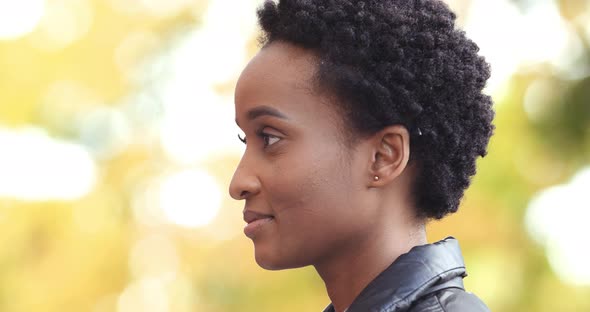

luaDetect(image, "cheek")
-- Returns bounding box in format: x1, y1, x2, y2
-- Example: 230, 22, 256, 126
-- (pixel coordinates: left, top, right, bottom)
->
265, 150, 369, 268
267, 141, 356, 225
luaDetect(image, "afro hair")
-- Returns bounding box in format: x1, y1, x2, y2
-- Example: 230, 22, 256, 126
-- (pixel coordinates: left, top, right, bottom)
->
256, 0, 495, 220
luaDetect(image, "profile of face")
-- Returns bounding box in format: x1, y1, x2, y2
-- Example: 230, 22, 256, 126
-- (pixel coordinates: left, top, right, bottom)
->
229, 42, 384, 270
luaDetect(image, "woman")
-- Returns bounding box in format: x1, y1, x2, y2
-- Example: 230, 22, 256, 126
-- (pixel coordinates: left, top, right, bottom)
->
229, 0, 494, 311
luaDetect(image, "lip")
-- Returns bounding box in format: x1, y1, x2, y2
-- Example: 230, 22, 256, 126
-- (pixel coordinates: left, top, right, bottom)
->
243, 210, 274, 238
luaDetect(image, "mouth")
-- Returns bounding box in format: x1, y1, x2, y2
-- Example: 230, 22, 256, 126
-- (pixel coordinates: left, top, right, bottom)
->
243, 210, 274, 224
243, 210, 275, 238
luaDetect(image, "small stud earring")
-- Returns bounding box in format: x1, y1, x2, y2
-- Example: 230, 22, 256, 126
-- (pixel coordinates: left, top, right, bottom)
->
374, 176, 380, 181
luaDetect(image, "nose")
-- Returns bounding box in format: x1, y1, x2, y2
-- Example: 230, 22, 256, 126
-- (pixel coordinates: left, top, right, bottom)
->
229, 156, 261, 200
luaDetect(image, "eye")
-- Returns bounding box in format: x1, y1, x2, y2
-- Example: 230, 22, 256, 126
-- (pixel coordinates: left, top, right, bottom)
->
262, 133, 280, 147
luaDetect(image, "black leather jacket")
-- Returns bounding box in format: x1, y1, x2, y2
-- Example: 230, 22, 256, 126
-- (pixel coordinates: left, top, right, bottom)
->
322, 237, 490, 312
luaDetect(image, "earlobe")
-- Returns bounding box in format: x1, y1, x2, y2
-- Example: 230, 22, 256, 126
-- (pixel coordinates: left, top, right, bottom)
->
369, 125, 410, 186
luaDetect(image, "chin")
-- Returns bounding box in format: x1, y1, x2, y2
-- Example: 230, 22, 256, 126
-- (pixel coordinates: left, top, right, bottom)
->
254, 249, 308, 271
255, 253, 290, 271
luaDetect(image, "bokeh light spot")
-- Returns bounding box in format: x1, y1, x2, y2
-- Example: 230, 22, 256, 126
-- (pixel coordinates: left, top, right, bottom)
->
0, 126, 97, 201
158, 169, 222, 228
525, 167, 590, 286
0, 0, 45, 40
29, 0, 93, 51
117, 277, 170, 312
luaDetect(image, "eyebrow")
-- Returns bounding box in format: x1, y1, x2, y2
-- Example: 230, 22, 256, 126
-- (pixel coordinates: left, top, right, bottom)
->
235, 105, 289, 126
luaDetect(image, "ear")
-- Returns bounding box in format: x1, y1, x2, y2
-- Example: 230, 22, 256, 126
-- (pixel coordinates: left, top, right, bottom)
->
368, 125, 410, 186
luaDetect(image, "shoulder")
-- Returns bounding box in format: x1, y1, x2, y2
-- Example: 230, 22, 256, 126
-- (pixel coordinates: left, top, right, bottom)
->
408, 288, 490, 312
436, 288, 490, 312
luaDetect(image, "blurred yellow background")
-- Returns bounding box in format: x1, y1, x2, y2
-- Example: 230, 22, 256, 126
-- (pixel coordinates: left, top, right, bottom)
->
0, 0, 589, 311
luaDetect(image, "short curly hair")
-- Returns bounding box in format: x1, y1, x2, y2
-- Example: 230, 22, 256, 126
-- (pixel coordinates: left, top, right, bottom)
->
256, 0, 494, 220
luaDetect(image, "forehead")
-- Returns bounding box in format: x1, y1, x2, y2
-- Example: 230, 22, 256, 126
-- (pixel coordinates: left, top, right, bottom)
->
233, 41, 355, 148
234, 42, 319, 112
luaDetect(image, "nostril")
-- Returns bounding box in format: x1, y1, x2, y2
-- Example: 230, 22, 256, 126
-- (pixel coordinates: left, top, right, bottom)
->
239, 190, 250, 199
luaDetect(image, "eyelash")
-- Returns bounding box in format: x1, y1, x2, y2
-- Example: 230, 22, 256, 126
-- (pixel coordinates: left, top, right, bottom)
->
238, 129, 280, 148
238, 133, 247, 144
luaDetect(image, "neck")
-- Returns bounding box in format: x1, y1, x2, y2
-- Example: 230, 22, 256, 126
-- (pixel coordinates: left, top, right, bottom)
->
314, 221, 426, 312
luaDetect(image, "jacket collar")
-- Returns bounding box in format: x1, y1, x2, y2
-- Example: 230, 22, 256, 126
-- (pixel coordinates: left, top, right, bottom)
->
323, 237, 467, 312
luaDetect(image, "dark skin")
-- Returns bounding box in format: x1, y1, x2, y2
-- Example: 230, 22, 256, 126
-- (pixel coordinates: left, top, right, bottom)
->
229, 41, 427, 312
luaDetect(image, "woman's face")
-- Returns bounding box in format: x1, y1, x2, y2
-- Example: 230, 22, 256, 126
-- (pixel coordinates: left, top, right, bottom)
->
230, 42, 377, 270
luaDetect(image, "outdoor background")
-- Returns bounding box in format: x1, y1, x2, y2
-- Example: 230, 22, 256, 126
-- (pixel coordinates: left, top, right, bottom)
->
0, 0, 589, 311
